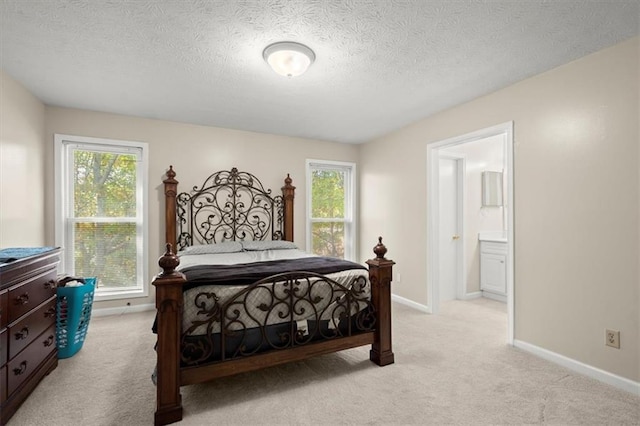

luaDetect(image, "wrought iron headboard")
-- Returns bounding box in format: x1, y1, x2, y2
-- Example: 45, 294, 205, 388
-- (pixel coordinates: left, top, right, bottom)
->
173, 167, 286, 251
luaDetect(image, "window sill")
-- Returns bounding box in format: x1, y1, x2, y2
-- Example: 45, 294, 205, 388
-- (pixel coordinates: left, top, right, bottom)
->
94, 288, 148, 302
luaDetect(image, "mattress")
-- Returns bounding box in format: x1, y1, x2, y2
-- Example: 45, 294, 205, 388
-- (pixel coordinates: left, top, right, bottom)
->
177, 248, 371, 336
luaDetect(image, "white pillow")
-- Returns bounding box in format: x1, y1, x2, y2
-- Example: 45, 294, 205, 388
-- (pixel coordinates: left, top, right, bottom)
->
180, 241, 243, 255
240, 240, 298, 251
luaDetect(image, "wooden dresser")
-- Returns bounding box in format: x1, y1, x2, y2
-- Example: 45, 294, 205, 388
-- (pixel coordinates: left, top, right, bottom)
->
0, 248, 60, 425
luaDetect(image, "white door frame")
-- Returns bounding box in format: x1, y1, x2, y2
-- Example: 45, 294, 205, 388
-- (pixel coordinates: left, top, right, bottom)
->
437, 153, 466, 301
426, 121, 515, 344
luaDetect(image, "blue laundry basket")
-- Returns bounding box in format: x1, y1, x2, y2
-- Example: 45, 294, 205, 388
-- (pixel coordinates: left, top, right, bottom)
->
56, 277, 95, 359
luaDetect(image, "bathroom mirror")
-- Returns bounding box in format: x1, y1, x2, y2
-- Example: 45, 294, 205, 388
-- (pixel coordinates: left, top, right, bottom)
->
482, 171, 503, 207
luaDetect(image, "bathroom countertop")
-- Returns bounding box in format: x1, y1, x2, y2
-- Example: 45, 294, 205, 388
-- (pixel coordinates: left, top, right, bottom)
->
478, 231, 507, 243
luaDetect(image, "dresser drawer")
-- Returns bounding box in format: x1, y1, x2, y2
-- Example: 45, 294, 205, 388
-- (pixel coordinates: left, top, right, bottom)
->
0, 328, 7, 367
8, 297, 56, 360
0, 365, 6, 403
0, 290, 7, 328
7, 324, 56, 396
7, 269, 57, 323
0, 327, 6, 367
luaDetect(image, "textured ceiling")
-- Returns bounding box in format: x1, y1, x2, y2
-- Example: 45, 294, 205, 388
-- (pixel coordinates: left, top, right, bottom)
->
1, 1, 638, 144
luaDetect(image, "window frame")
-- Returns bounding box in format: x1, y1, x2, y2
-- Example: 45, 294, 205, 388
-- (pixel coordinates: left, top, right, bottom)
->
54, 134, 149, 301
305, 159, 356, 261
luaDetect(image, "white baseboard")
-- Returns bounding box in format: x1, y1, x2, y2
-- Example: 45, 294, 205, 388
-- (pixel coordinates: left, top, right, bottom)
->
513, 339, 640, 396
92, 303, 155, 317
461, 291, 482, 300
482, 291, 507, 303
392, 293, 431, 313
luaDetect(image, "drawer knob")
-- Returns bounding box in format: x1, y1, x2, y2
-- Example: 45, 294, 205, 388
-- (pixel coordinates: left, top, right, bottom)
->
43, 334, 55, 347
44, 280, 57, 290
15, 326, 29, 340
13, 361, 28, 376
14, 293, 29, 305
44, 307, 56, 318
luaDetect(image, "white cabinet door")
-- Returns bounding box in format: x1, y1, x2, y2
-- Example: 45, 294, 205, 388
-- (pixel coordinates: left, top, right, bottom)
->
480, 247, 507, 296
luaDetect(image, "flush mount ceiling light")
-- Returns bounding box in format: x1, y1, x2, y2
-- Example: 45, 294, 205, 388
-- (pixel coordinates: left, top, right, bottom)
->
263, 41, 315, 77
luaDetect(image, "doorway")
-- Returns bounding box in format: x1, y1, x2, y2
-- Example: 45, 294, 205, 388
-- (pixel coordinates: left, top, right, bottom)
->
426, 122, 515, 344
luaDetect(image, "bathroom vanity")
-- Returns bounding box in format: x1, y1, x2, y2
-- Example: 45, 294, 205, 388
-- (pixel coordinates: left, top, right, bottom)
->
478, 232, 507, 302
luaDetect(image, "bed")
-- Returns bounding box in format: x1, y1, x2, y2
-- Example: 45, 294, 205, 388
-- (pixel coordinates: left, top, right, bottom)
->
152, 166, 395, 425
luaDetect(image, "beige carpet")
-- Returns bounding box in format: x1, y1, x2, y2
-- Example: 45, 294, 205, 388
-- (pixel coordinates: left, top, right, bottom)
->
7, 298, 639, 425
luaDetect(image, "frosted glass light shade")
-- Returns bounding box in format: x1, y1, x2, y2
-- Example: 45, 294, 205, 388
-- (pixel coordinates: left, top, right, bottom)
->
263, 42, 315, 77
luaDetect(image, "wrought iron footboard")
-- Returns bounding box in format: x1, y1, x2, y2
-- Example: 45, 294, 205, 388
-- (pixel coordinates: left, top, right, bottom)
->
180, 272, 375, 365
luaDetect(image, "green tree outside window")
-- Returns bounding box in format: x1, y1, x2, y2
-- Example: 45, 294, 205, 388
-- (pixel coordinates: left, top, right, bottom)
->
72, 150, 138, 289
308, 162, 354, 261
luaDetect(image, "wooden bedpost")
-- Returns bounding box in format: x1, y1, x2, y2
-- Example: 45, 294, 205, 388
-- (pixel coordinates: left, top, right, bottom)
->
281, 173, 295, 242
164, 166, 179, 251
153, 244, 186, 426
367, 237, 395, 366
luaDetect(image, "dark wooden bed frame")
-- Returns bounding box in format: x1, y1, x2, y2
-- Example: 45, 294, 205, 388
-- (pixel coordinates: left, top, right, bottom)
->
152, 166, 395, 425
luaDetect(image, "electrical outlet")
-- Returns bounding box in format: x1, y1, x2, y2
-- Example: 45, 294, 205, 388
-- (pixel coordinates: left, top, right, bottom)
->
605, 329, 620, 349
396, 272, 401, 283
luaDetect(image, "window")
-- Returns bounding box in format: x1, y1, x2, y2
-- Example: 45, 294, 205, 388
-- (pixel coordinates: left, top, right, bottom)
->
54, 134, 148, 301
306, 160, 356, 261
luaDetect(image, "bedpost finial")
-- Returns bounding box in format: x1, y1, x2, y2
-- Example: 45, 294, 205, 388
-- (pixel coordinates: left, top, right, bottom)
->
158, 243, 180, 275
164, 166, 178, 185
373, 236, 387, 259
282, 173, 295, 194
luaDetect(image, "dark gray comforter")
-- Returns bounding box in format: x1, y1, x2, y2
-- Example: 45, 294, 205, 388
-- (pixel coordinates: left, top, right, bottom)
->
181, 256, 366, 290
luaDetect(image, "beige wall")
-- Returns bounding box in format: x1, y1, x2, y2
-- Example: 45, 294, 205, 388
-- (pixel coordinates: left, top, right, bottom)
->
360, 37, 639, 381
43, 107, 359, 310
0, 71, 47, 246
